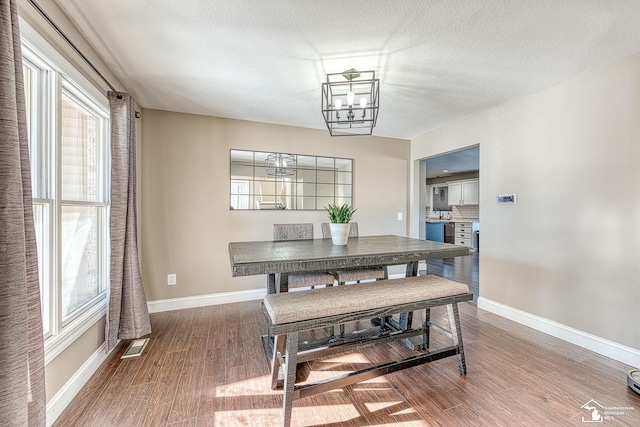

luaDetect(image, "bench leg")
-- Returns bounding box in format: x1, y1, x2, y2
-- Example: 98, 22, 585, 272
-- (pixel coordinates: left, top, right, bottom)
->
282, 332, 299, 427
447, 303, 467, 375
271, 335, 285, 390
422, 308, 431, 350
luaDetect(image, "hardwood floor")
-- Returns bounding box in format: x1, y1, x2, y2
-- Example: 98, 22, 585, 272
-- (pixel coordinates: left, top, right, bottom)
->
54, 287, 640, 426
426, 252, 479, 301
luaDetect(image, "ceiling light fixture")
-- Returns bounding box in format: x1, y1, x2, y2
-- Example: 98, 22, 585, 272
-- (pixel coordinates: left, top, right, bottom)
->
322, 68, 379, 137
265, 153, 296, 176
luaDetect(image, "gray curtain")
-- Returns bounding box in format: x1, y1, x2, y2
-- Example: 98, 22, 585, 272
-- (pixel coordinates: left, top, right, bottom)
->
106, 92, 151, 352
0, 0, 47, 425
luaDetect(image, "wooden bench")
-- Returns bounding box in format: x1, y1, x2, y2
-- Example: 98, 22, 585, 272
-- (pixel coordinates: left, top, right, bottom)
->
262, 274, 473, 427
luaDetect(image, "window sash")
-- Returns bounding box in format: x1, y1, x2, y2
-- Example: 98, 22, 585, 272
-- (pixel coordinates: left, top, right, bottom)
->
33, 199, 52, 337
60, 205, 103, 320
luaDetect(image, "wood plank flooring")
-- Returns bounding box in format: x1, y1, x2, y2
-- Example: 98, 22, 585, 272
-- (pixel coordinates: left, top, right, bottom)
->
426, 253, 479, 301
54, 291, 640, 426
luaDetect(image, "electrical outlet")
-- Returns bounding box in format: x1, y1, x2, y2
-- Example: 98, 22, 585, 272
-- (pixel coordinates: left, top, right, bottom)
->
397, 212, 403, 221
167, 274, 177, 286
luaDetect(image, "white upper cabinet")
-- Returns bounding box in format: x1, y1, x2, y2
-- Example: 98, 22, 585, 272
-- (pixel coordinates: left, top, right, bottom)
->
461, 180, 479, 205
448, 182, 461, 205
447, 179, 479, 206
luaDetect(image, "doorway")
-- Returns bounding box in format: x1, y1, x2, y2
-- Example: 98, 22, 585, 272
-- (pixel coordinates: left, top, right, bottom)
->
418, 144, 480, 297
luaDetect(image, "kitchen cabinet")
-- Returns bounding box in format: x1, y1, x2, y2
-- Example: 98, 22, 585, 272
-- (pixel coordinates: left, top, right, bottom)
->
454, 221, 480, 250
425, 222, 444, 242
454, 222, 473, 247
447, 179, 479, 206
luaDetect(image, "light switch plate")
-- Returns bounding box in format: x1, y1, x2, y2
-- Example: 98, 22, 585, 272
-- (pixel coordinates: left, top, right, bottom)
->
498, 194, 517, 204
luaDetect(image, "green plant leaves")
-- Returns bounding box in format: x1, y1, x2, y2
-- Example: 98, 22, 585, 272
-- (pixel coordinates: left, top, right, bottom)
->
325, 203, 356, 223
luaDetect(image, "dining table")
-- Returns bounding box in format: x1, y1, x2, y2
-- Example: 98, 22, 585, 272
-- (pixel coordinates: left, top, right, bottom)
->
228, 234, 471, 373
228, 234, 470, 294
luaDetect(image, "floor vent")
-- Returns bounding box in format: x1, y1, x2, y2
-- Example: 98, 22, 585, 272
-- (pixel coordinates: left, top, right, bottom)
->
121, 338, 150, 359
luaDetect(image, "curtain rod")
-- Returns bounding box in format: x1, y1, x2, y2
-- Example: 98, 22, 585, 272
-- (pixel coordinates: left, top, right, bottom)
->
27, 0, 117, 93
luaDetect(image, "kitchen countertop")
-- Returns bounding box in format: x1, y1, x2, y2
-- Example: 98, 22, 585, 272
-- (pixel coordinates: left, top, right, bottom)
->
426, 218, 479, 223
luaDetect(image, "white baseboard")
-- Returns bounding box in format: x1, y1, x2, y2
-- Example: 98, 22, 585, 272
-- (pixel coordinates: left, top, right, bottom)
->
147, 288, 267, 313
477, 297, 640, 368
146, 275, 410, 314
46, 342, 114, 427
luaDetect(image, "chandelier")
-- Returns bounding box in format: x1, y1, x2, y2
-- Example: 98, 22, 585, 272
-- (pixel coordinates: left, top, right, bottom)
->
265, 153, 296, 176
322, 69, 379, 136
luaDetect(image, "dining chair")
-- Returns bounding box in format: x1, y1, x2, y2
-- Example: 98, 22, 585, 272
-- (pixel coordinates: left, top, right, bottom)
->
321, 222, 387, 285
273, 223, 335, 291
321, 222, 387, 336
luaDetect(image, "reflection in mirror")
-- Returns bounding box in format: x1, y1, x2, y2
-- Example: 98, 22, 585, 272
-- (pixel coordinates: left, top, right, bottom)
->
230, 149, 353, 210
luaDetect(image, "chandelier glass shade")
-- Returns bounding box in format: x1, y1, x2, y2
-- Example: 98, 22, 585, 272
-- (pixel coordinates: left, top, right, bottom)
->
265, 153, 296, 176
322, 69, 379, 136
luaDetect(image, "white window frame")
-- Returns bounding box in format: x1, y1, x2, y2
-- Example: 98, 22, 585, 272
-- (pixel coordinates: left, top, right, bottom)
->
20, 19, 111, 365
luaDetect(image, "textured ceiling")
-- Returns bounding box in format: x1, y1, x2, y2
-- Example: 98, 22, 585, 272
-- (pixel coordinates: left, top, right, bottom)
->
53, 0, 640, 140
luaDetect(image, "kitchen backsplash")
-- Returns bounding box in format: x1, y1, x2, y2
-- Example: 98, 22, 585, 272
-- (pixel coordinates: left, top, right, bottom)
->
426, 205, 479, 221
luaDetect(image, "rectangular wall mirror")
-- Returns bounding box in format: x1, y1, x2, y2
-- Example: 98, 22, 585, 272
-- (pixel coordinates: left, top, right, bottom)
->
230, 149, 353, 210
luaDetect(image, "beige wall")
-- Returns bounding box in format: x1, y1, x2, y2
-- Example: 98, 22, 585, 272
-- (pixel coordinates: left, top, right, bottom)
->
412, 52, 640, 350
140, 111, 411, 301
44, 317, 105, 401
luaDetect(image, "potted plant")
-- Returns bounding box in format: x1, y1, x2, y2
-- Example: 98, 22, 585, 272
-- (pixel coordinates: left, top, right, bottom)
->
325, 203, 356, 245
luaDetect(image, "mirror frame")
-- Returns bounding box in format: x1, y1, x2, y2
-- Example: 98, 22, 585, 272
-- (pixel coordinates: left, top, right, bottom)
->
230, 149, 353, 210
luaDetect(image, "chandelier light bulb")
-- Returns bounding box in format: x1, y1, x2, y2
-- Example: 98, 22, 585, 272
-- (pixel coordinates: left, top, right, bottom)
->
347, 91, 355, 106
360, 97, 367, 108
334, 98, 342, 110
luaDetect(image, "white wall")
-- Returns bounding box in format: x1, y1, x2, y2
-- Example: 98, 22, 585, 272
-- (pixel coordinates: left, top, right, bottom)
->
412, 52, 640, 356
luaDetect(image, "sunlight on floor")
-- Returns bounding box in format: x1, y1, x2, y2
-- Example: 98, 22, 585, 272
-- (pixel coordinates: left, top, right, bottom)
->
364, 400, 404, 412
211, 351, 429, 426
212, 406, 430, 427
212, 405, 359, 426
215, 375, 278, 397
211, 408, 281, 426
352, 376, 395, 390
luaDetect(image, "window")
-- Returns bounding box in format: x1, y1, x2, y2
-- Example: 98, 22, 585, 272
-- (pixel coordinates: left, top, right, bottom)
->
230, 179, 250, 209
21, 24, 110, 362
